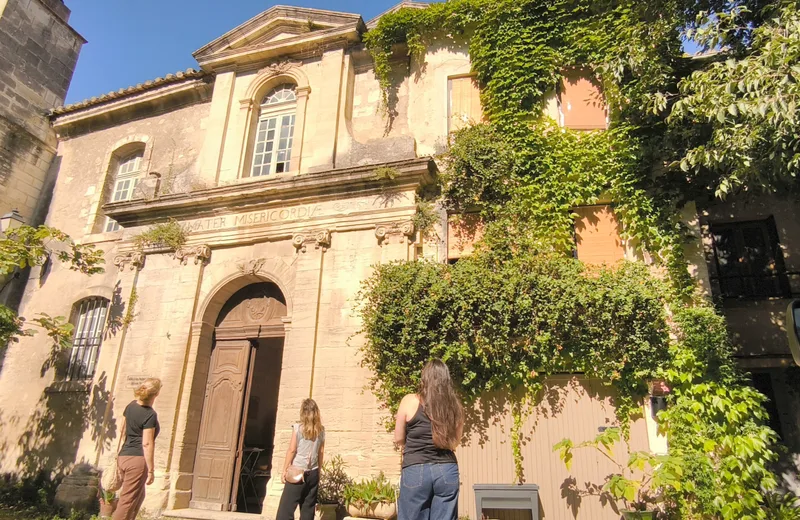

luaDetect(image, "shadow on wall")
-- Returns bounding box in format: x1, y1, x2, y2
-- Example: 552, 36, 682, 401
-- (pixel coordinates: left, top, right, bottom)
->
14, 371, 117, 479
460, 377, 632, 519
462, 377, 621, 446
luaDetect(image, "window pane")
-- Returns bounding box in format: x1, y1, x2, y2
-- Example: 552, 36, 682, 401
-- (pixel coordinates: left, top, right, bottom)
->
118, 152, 143, 176
112, 179, 131, 202
711, 219, 788, 299
712, 228, 740, 277
262, 84, 297, 106
104, 217, 120, 233
274, 114, 295, 173
251, 109, 295, 176
66, 298, 109, 381
741, 226, 770, 274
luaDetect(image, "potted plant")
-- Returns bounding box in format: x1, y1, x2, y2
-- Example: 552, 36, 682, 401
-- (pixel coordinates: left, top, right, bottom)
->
554, 427, 683, 519
316, 455, 352, 520
98, 489, 117, 519
343, 472, 397, 519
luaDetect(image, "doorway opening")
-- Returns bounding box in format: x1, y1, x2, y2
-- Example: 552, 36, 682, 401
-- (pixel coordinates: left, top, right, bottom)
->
190, 282, 287, 513
236, 337, 284, 513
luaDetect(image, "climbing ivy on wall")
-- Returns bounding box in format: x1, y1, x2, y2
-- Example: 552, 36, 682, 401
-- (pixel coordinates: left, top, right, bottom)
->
358, 0, 793, 517
364, 0, 696, 293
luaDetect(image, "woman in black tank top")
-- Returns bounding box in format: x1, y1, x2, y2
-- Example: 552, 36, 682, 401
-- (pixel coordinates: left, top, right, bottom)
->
394, 360, 464, 520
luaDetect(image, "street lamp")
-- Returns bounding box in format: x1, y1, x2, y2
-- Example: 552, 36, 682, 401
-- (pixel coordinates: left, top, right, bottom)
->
0, 209, 25, 233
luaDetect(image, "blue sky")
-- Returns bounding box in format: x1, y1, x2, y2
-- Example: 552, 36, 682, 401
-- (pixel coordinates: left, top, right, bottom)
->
64, 0, 401, 104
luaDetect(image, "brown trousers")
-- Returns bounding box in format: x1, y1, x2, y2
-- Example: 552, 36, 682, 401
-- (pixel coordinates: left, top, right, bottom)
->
112, 456, 148, 520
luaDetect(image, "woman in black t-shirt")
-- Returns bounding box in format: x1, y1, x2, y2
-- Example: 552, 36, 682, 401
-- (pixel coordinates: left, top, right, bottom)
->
114, 377, 161, 520
394, 360, 464, 520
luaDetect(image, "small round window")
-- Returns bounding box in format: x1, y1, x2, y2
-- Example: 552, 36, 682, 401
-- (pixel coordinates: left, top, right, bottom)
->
261, 84, 296, 106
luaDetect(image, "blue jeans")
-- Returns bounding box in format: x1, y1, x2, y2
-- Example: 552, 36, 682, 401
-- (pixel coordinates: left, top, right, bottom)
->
398, 463, 459, 520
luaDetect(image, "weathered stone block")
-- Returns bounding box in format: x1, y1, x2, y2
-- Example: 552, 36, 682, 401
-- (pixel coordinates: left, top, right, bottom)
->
53, 464, 100, 516
337, 135, 416, 169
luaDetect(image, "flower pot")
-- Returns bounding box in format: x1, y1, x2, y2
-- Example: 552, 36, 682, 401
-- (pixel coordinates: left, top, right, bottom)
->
347, 502, 397, 519
99, 498, 118, 518
622, 510, 655, 520
316, 502, 338, 520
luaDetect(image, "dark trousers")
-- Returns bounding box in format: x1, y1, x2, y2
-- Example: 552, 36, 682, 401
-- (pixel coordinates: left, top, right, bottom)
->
275, 468, 319, 520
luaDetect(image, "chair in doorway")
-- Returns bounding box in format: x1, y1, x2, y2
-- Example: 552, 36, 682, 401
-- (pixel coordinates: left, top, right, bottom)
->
239, 447, 265, 513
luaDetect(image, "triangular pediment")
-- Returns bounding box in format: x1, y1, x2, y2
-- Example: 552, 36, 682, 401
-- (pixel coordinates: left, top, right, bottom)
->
367, 1, 429, 29
194, 6, 365, 70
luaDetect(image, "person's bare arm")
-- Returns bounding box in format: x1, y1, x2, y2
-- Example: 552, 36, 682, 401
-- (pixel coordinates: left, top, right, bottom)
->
281, 427, 298, 483
142, 428, 156, 485
394, 394, 417, 447
318, 440, 325, 470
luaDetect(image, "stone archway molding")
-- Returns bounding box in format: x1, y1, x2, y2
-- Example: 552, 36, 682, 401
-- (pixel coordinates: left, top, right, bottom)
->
196, 257, 295, 324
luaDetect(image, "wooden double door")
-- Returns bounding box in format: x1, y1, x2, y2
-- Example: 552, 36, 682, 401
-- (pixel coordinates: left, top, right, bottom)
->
190, 282, 287, 511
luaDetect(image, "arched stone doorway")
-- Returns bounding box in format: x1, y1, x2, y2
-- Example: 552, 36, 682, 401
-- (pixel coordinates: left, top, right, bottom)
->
189, 282, 287, 513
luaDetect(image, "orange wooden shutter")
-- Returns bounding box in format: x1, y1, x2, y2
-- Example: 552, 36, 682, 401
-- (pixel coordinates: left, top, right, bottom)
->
448, 76, 483, 133
574, 205, 625, 264
447, 213, 484, 260
560, 72, 607, 130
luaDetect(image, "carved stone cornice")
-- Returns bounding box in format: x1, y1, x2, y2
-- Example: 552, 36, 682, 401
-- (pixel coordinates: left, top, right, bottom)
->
174, 244, 212, 265
375, 221, 416, 246
103, 157, 435, 227
292, 229, 331, 253
113, 251, 145, 271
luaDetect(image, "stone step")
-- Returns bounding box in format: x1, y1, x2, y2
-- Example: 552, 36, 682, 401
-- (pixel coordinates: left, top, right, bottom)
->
161, 509, 267, 520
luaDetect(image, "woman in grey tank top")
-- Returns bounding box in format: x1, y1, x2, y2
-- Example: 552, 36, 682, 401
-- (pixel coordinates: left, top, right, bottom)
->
276, 399, 326, 520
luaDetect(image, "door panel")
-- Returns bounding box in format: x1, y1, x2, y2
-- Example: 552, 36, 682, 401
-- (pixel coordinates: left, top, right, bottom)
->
190, 340, 253, 511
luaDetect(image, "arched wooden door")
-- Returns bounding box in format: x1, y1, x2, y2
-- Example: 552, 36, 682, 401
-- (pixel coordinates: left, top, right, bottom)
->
190, 283, 287, 511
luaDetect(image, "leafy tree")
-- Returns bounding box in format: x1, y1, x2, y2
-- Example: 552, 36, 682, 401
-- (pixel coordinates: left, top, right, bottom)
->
0, 225, 104, 352
670, 1, 800, 197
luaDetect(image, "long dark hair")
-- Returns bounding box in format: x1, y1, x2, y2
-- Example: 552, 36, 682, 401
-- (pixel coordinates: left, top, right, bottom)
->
419, 359, 463, 450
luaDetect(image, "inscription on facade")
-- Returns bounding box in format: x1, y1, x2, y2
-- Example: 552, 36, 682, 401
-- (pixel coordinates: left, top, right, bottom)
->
126, 375, 149, 389
185, 204, 323, 232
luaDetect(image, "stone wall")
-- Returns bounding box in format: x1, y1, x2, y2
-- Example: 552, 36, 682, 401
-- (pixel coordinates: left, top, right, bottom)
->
0, 0, 83, 223
50, 100, 211, 238
0, 99, 210, 480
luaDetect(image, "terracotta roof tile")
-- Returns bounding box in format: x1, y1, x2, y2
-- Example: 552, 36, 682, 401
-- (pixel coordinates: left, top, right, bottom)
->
51, 68, 207, 116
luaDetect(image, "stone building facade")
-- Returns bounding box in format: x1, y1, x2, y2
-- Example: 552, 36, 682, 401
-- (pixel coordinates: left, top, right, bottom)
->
0, 0, 84, 307
0, 3, 799, 520
0, 0, 83, 226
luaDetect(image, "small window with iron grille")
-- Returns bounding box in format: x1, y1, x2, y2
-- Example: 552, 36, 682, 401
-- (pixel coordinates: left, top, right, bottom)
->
65, 297, 109, 381
710, 217, 790, 299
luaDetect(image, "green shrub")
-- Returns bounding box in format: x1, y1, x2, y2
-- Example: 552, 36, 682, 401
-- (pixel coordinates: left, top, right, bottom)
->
318, 455, 352, 505
343, 472, 397, 508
